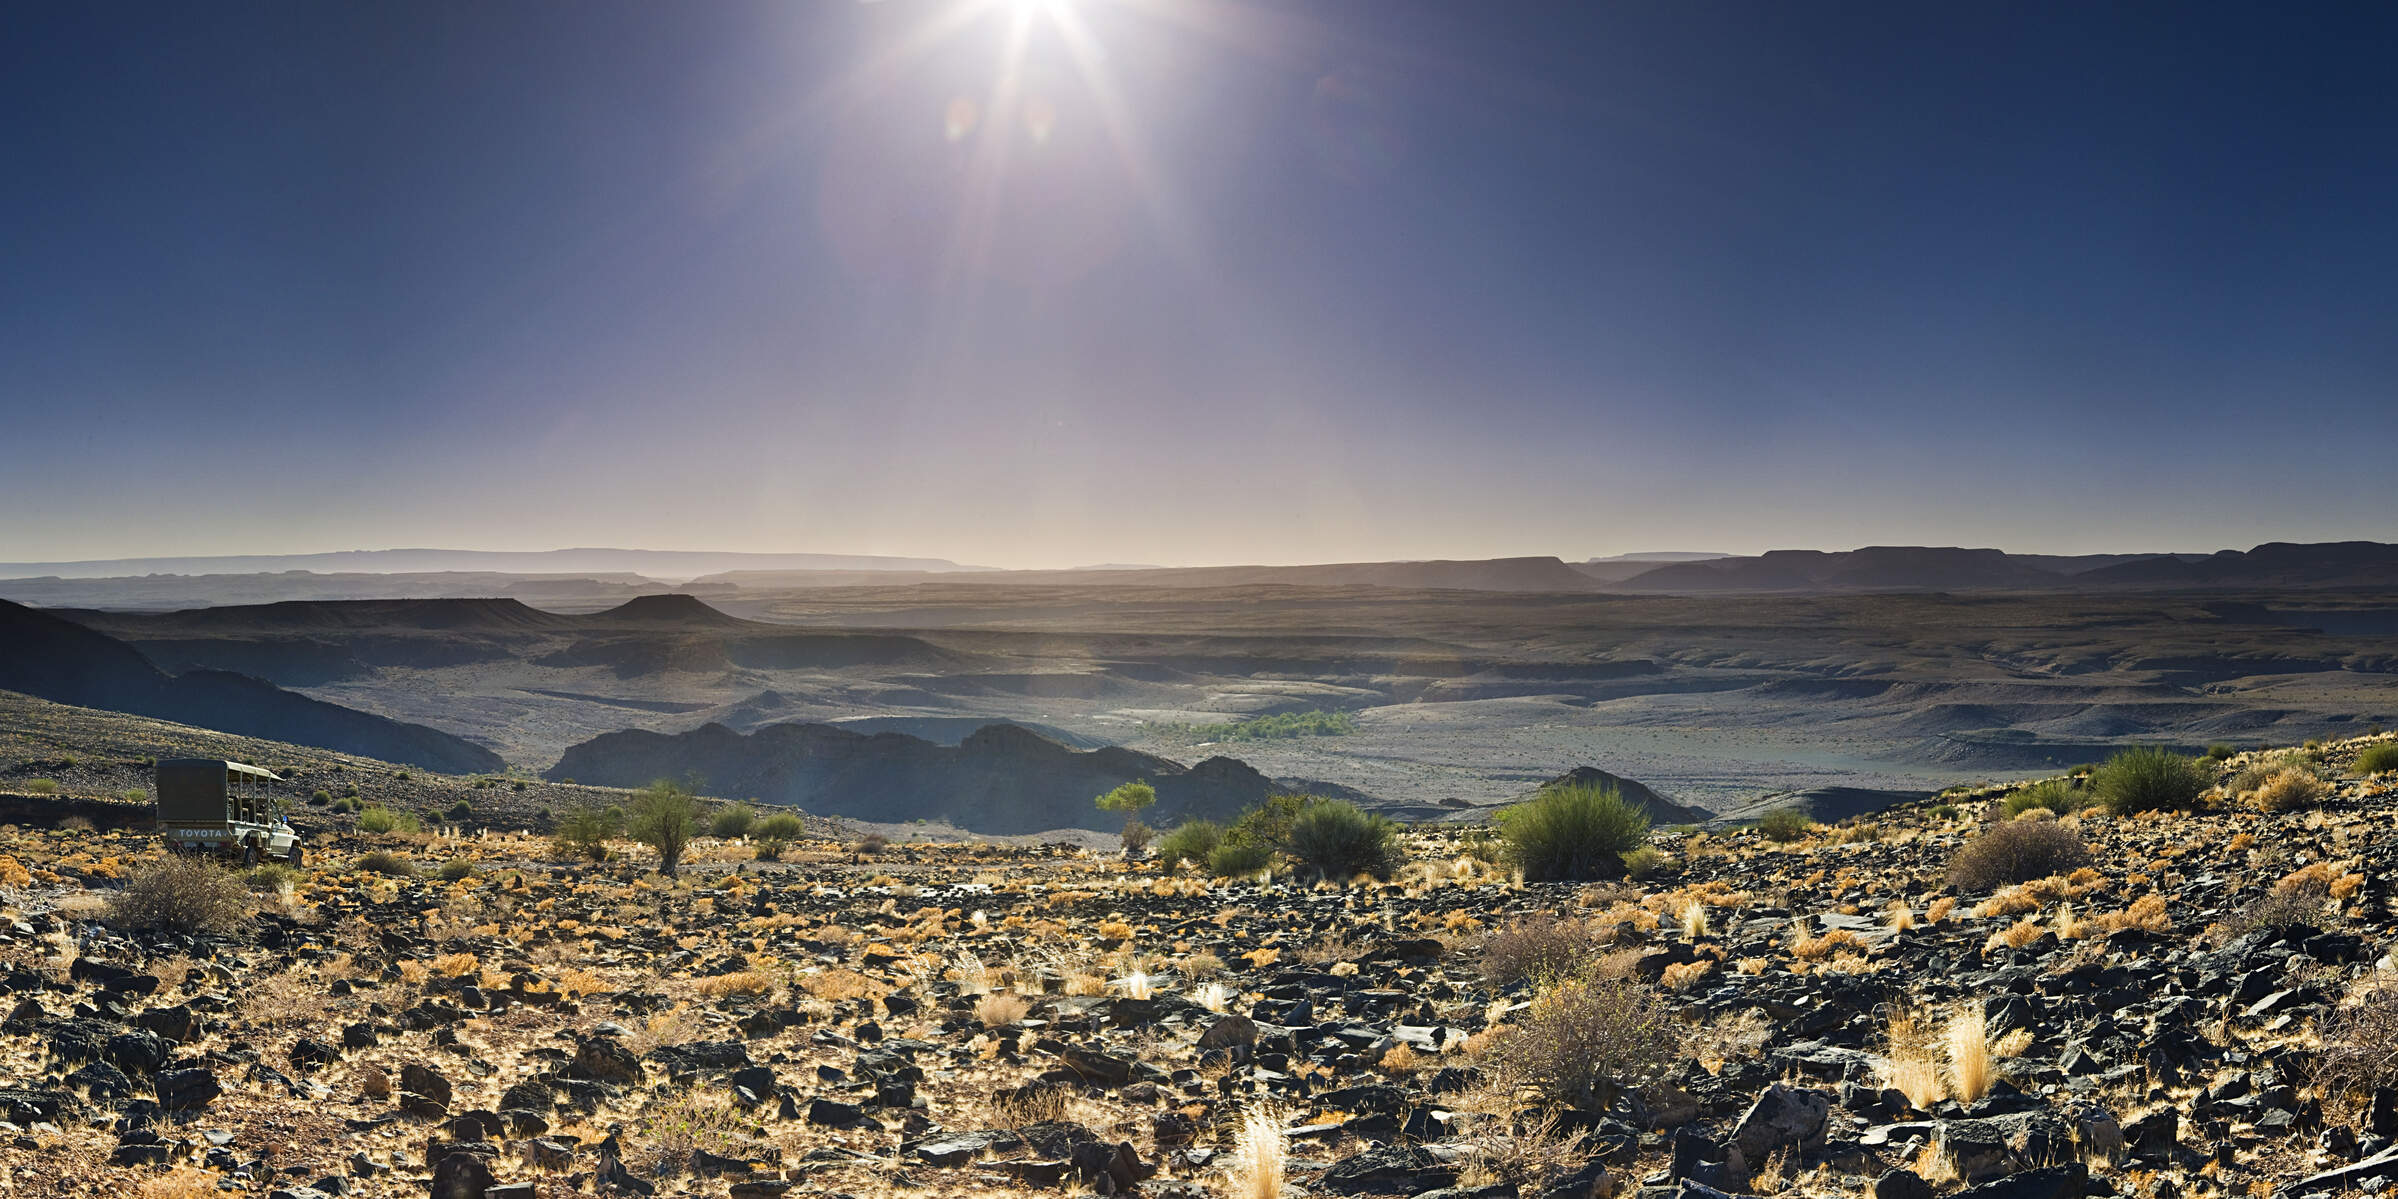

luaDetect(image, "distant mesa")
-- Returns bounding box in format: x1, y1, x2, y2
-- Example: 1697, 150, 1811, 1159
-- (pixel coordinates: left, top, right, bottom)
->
590, 592, 752, 627
0, 598, 502, 774
545, 719, 1369, 836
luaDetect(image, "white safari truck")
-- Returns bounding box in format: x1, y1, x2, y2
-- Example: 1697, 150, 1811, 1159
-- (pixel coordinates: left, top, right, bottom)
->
156, 758, 304, 867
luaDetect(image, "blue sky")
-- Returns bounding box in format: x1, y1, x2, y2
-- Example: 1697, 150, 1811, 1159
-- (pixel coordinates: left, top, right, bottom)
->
4, 1, 2394, 567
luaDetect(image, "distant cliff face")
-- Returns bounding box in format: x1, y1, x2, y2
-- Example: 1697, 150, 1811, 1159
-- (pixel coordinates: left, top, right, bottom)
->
546, 719, 1312, 835
0, 599, 503, 774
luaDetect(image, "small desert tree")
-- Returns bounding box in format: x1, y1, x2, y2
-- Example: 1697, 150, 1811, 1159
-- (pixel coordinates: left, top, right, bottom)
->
628, 780, 700, 876
1094, 780, 1157, 855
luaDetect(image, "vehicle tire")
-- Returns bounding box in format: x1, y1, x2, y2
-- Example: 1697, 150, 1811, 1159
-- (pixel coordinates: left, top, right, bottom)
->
287, 843, 304, 868
242, 843, 259, 868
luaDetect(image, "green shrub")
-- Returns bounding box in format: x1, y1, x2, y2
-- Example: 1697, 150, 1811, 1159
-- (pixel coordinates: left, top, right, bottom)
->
2354, 742, 2398, 777
1999, 779, 2076, 819
1928, 804, 1960, 821
1182, 709, 1359, 742
110, 858, 251, 934
1497, 783, 1652, 882
356, 849, 414, 877
1946, 821, 2092, 891
23, 779, 57, 795
331, 796, 361, 814
1206, 842, 1273, 877
1153, 820, 1224, 870
1284, 800, 1400, 880
1755, 807, 1812, 841
1226, 794, 1308, 852
627, 781, 700, 876
2089, 747, 2209, 815
443, 799, 476, 823
711, 805, 756, 839
1621, 846, 1672, 880
120, 789, 147, 804
752, 811, 804, 859
309, 788, 333, 806
437, 858, 477, 882
356, 805, 420, 834
2206, 743, 2238, 761
553, 805, 620, 862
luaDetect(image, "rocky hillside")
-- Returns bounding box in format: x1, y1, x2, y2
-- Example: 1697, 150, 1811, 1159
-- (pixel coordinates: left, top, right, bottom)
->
546, 719, 1369, 835
0, 600, 502, 774
0, 734, 2387, 1198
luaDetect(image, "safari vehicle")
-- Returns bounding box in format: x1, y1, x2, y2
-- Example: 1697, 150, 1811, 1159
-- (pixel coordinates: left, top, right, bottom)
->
155, 758, 304, 866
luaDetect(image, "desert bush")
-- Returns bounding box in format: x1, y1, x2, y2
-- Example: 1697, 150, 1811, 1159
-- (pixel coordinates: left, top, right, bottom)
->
2214, 883, 2331, 942
2206, 743, 2238, 761
553, 806, 619, 861
2250, 768, 2330, 812
331, 796, 361, 814
1928, 804, 1960, 820
2315, 984, 2398, 1108
309, 788, 333, 806
1207, 842, 1273, 877
356, 849, 415, 877
627, 780, 700, 876
356, 805, 420, 835
2354, 742, 2398, 777
1999, 780, 2076, 819
1285, 799, 1400, 880
2089, 747, 2208, 815
23, 779, 57, 795
856, 832, 889, 856
1497, 782, 1651, 882
1154, 819, 1223, 871
1480, 915, 1599, 987
1755, 807, 1812, 841
1484, 976, 1681, 1110
1120, 817, 1155, 857
1946, 822, 2092, 892
110, 858, 250, 934
752, 811, 805, 859
710, 805, 755, 839
437, 858, 477, 882
1094, 780, 1157, 850
975, 992, 1031, 1027
443, 799, 475, 823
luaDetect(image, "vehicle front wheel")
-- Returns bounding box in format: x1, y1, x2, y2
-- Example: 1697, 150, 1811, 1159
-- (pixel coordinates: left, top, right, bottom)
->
242, 844, 259, 867
286, 843, 304, 868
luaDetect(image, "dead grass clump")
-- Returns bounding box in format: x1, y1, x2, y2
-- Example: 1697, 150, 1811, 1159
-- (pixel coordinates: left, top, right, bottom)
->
1947, 821, 2091, 892
1454, 1108, 1594, 1194
1789, 926, 1864, 961
1985, 916, 2047, 952
799, 968, 878, 1002
137, 1168, 220, 1199
694, 969, 774, 998
1483, 976, 1680, 1110
2092, 893, 2171, 935
975, 991, 1031, 1027
1881, 1006, 1946, 1110
2249, 768, 2330, 812
109, 856, 251, 934
1479, 914, 1600, 986
2316, 984, 2398, 1112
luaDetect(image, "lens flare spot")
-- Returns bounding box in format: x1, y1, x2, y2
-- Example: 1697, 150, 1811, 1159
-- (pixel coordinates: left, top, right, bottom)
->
1024, 94, 1057, 145
945, 95, 980, 142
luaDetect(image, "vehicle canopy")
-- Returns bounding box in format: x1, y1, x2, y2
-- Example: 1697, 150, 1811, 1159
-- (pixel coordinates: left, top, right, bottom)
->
155, 758, 284, 826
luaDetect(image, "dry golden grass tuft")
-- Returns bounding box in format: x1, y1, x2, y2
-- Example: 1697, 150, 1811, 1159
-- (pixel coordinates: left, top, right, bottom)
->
1789, 926, 1864, 961
693, 969, 775, 998
1945, 1001, 1996, 1103
1224, 1103, 1288, 1199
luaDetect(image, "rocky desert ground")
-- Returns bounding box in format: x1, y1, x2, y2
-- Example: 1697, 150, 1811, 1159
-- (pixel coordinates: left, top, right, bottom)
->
0, 715, 2391, 1199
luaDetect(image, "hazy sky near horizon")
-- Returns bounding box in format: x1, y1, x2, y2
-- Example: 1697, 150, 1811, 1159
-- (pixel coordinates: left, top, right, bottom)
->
5, 2, 2396, 568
